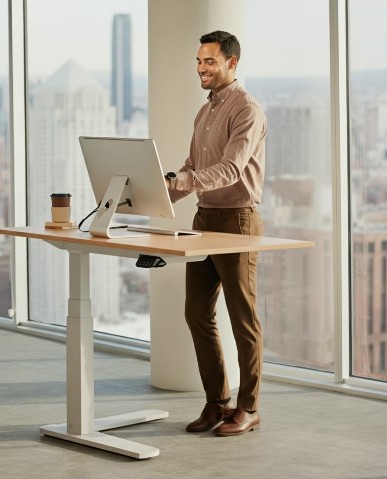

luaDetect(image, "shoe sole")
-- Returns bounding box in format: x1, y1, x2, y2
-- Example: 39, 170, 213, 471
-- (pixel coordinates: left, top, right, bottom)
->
186, 419, 225, 433
214, 423, 260, 437
186, 406, 237, 432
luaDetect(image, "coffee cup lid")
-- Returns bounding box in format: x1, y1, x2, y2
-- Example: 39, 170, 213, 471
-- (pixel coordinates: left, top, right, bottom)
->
51, 193, 71, 197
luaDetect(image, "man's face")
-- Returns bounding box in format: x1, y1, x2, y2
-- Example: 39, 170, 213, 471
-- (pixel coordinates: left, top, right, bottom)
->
196, 42, 236, 94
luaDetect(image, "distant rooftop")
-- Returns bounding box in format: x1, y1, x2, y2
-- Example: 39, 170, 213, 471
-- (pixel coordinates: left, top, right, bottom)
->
34, 59, 101, 93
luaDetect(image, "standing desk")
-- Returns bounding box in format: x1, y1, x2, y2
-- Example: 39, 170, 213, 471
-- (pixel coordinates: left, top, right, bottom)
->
0, 226, 314, 459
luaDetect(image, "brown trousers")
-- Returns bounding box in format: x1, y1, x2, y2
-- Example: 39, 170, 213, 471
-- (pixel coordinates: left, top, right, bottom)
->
185, 207, 263, 412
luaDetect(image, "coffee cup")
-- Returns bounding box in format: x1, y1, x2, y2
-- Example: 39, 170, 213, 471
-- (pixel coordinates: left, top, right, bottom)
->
50, 193, 72, 223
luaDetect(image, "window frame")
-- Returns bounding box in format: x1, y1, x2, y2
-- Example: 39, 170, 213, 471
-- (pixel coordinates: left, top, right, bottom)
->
3, 0, 387, 400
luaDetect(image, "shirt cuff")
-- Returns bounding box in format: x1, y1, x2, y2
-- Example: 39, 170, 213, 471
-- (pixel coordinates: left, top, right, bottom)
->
175, 172, 189, 191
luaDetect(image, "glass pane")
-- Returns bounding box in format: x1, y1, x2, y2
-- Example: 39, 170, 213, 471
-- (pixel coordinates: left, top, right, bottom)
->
27, 0, 150, 340
349, 0, 387, 380
246, 0, 334, 371
0, 0, 12, 319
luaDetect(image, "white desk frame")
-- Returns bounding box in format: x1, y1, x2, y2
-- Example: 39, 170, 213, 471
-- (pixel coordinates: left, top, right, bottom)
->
39, 240, 206, 460
0, 227, 313, 460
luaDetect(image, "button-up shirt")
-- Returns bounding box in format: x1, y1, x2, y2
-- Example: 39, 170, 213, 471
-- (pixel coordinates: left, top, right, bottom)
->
169, 80, 267, 208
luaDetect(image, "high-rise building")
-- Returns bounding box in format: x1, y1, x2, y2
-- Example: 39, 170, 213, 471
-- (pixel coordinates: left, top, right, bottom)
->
111, 14, 133, 128
265, 100, 330, 182
258, 176, 334, 370
258, 93, 334, 370
28, 59, 120, 326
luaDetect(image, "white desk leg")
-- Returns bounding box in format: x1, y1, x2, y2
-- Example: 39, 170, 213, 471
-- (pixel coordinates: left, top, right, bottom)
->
67, 250, 94, 434
40, 251, 168, 459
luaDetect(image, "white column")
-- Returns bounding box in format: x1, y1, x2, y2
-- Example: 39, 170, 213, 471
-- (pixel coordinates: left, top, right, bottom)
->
148, 0, 245, 391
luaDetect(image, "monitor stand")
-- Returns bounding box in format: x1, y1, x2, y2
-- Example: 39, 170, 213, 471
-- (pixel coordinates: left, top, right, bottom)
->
89, 175, 146, 239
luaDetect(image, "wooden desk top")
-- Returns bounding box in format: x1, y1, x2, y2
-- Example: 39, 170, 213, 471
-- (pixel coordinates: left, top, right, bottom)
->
0, 226, 314, 257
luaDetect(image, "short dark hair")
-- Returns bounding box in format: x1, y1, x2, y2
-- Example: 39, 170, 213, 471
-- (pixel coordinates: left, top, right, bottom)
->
200, 30, 241, 61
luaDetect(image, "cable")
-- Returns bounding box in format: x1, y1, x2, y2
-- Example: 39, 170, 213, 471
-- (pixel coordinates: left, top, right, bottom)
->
78, 202, 101, 232
77, 200, 130, 232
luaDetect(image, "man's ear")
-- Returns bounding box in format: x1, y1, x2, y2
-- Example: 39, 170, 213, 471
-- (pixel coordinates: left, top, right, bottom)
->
228, 56, 238, 70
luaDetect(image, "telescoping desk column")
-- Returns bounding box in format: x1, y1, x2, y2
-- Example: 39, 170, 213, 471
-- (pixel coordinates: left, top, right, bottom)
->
0, 226, 314, 459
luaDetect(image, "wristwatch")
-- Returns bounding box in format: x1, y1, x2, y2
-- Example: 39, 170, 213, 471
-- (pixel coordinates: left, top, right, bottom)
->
166, 171, 177, 189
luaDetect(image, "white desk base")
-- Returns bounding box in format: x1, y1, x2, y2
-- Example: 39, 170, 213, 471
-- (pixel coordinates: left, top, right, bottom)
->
39, 248, 172, 460
40, 410, 168, 459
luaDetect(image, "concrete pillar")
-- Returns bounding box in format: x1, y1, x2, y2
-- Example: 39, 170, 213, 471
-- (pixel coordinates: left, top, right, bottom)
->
148, 0, 245, 391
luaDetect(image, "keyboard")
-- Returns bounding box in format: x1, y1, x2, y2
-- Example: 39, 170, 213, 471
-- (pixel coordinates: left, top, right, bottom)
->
125, 225, 201, 236
107, 226, 149, 238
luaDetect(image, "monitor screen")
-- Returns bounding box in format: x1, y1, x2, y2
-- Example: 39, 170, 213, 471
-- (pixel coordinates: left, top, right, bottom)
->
79, 136, 175, 220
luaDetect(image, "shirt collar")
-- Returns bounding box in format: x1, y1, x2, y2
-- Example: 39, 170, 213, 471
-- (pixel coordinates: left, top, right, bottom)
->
208, 80, 239, 104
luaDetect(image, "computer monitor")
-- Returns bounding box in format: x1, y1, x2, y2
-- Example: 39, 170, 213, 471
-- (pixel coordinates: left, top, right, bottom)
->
79, 136, 175, 238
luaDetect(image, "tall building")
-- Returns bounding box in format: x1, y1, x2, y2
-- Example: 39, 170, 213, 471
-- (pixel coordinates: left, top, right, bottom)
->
258, 93, 334, 370
111, 14, 133, 128
259, 176, 334, 370
352, 228, 387, 379
265, 99, 331, 182
28, 59, 120, 326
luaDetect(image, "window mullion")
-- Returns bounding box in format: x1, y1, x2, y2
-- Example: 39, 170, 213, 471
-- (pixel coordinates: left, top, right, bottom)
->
330, 0, 350, 382
8, 0, 28, 324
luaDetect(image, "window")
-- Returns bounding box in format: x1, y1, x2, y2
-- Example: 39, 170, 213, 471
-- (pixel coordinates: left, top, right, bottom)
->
0, 0, 12, 319
381, 342, 386, 372
369, 343, 374, 372
2, 0, 387, 401
349, 0, 387, 380
246, 0, 333, 371
367, 257, 374, 335
382, 256, 386, 333
27, 0, 150, 340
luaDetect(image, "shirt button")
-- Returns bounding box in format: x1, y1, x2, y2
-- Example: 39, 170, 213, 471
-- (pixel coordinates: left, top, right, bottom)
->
204, 147, 207, 150
206, 127, 209, 130
211, 109, 214, 112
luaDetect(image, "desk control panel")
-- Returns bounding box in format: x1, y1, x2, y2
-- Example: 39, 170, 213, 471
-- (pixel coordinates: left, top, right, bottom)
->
136, 254, 167, 268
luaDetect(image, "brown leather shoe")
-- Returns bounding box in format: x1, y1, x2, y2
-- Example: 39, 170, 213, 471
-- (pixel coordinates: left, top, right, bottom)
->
214, 409, 260, 436
186, 400, 236, 432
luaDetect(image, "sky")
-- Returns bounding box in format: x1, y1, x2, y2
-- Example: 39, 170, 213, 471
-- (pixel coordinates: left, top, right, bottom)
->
245, 0, 330, 77
348, 0, 387, 72
26, 0, 148, 77
1, 0, 387, 79
245, 0, 387, 76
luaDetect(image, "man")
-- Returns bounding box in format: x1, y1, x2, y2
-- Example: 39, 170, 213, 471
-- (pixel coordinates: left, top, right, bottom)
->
165, 30, 267, 437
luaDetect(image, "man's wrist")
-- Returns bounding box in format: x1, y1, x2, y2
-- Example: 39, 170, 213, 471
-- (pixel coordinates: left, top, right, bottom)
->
165, 171, 177, 189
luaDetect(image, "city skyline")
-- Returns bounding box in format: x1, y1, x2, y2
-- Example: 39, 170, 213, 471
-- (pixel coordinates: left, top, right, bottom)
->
2, 1, 387, 78
3, 52, 386, 372
22, 1, 387, 77
1, 2, 387, 377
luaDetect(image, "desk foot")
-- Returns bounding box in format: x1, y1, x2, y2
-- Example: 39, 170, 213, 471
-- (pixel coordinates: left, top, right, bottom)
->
94, 409, 169, 432
40, 409, 169, 460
